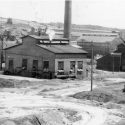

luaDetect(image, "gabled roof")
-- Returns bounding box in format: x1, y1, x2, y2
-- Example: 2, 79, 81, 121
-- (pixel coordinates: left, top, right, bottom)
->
0, 41, 21, 50
4, 43, 22, 50
22, 35, 69, 41
36, 45, 88, 54
3, 41, 17, 49
4, 41, 88, 54
77, 35, 117, 43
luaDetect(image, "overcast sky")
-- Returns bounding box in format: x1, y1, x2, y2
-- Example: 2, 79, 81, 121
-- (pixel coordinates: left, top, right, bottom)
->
0, 0, 125, 29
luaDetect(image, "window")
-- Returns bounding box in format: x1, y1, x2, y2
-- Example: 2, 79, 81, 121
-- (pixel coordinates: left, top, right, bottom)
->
33, 60, 38, 69
58, 61, 64, 70
9, 58, 13, 70
22, 59, 27, 70
77, 61, 83, 74
58, 61, 64, 75
78, 61, 83, 69
70, 61, 75, 73
43, 61, 49, 69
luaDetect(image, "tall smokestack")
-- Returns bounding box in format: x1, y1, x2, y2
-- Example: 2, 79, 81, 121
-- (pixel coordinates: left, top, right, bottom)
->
63, 0, 72, 44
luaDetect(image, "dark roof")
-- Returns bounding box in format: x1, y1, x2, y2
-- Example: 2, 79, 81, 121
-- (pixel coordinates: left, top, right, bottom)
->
117, 43, 125, 46
22, 35, 69, 41
36, 44, 88, 54
4, 41, 88, 54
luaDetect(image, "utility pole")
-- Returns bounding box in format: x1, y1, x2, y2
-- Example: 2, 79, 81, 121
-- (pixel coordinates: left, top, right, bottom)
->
113, 56, 114, 74
91, 41, 93, 91
111, 53, 121, 73
119, 55, 121, 72
0, 36, 3, 70
0, 36, 1, 70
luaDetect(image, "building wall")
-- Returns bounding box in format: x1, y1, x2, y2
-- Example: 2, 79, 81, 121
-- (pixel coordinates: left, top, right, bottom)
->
97, 43, 125, 71
115, 44, 125, 71
56, 53, 87, 59
5, 36, 88, 78
77, 37, 123, 58
97, 54, 121, 71
55, 58, 87, 78
22, 36, 40, 45
119, 30, 125, 41
5, 37, 56, 72
77, 41, 110, 58
109, 37, 124, 52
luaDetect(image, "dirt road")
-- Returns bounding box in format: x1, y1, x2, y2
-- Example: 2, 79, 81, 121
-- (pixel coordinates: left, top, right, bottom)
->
0, 93, 107, 125
1, 73, 124, 125
0, 75, 108, 125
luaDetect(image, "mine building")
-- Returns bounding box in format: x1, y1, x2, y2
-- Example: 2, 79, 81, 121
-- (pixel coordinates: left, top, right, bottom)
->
96, 43, 125, 72
4, 35, 88, 79
76, 33, 123, 58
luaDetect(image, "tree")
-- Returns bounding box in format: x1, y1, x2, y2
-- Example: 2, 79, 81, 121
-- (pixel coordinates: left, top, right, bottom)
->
7, 18, 13, 25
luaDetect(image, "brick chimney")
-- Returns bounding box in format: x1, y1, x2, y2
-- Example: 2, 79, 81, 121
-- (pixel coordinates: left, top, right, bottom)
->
63, 0, 72, 44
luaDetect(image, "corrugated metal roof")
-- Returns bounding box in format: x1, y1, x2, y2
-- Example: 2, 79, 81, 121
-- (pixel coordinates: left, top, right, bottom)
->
77, 35, 117, 43
55, 31, 83, 37
49, 27, 119, 33
37, 44, 87, 54
81, 32, 118, 36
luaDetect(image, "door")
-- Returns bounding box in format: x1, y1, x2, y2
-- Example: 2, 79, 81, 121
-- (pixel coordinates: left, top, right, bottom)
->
70, 61, 75, 73
9, 58, 13, 70
22, 59, 27, 70
43, 61, 49, 72
122, 59, 125, 71
33, 60, 38, 69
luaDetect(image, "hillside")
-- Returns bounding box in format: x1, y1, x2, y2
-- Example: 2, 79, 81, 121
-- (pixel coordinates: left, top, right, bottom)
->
0, 17, 124, 41
0, 17, 45, 40
46, 22, 124, 32
0, 17, 124, 32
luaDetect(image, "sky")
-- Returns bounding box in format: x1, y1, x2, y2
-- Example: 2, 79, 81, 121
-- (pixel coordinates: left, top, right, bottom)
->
0, 0, 125, 29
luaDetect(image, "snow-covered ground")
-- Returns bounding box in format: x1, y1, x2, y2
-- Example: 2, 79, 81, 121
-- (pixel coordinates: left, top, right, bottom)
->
0, 72, 125, 125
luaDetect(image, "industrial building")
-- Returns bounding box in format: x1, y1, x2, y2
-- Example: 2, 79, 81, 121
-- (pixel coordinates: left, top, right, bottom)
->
96, 43, 125, 71
3, 0, 89, 79
76, 33, 123, 58
4, 35, 88, 79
